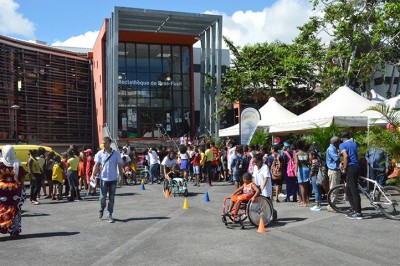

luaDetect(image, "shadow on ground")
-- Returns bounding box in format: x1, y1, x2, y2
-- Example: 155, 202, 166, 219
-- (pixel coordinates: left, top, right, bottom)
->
0, 231, 80, 241
268, 217, 308, 227
22, 213, 50, 218
114, 216, 170, 223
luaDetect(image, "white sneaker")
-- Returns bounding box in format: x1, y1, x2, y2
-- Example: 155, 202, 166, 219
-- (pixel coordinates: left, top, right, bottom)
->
310, 205, 321, 211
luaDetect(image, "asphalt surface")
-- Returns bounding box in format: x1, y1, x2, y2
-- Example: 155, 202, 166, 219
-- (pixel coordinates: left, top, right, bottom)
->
1, 181, 399, 266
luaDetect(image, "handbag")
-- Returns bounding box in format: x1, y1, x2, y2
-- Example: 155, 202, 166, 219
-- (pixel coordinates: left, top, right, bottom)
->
316, 165, 328, 186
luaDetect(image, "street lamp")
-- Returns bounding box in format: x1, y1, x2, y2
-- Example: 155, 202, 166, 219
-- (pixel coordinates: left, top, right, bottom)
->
10, 104, 20, 142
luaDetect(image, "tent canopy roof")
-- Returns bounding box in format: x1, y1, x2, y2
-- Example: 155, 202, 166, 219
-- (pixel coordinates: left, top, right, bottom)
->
257, 97, 297, 127
269, 86, 382, 134
218, 97, 297, 137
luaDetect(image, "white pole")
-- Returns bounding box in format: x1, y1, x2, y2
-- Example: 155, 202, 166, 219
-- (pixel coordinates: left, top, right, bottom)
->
367, 117, 370, 180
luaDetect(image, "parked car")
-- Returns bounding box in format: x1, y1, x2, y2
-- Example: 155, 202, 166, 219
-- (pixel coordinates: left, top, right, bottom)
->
0, 144, 61, 181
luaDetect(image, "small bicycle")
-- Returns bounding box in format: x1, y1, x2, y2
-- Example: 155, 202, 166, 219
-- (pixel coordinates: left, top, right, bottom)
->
328, 175, 400, 220
139, 166, 150, 184
125, 170, 138, 185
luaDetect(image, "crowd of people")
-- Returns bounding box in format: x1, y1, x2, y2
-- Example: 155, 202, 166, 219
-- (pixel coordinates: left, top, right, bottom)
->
1, 131, 388, 237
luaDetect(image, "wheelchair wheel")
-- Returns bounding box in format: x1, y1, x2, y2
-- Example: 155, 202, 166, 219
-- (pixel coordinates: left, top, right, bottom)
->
222, 198, 247, 223
247, 196, 273, 227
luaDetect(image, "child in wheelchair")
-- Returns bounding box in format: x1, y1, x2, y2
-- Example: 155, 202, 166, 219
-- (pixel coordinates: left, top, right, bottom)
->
163, 159, 188, 196
224, 172, 260, 220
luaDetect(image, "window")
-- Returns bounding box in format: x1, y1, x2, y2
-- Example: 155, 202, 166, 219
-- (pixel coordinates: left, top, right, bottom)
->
117, 42, 192, 137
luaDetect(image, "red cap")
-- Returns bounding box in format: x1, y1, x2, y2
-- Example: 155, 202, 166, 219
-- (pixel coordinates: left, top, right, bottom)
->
84, 149, 92, 154
273, 137, 281, 145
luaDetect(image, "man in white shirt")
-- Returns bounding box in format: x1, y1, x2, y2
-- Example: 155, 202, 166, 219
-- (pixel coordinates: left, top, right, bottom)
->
147, 147, 159, 184
161, 151, 178, 180
252, 153, 272, 198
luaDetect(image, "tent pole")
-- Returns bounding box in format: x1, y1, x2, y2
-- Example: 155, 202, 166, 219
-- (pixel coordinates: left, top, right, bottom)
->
367, 117, 370, 181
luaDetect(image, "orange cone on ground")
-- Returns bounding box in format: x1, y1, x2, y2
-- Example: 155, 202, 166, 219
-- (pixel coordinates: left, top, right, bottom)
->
257, 218, 267, 233
165, 189, 170, 198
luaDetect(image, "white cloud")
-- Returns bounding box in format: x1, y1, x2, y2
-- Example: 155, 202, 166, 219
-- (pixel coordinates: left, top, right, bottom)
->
204, 0, 316, 47
0, 0, 35, 38
51, 0, 325, 50
51, 30, 99, 48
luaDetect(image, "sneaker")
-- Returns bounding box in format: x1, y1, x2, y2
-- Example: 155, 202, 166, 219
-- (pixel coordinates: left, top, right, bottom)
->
326, 206, 335, 212
310, 205, 321, 211
346, 212, 363, 220
107, 216, 115, 223
99, 209, 104, 219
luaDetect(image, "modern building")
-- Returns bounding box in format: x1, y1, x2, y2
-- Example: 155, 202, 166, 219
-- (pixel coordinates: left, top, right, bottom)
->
0, 7, 228, 148
0, 35, 93, 147
91, 7, 225, 145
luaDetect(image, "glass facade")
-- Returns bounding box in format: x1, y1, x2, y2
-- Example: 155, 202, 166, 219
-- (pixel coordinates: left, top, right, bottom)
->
117, 42, 191, 138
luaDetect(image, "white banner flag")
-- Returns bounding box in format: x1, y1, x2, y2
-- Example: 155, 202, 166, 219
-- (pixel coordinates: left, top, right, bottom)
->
240, 107, 261, 145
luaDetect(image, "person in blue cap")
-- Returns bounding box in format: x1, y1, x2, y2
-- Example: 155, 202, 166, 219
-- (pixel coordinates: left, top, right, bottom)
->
339, 132, 362, 220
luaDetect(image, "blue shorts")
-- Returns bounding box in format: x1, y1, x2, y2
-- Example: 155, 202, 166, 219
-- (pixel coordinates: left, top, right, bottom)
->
180, 159, 190, 171
193, 166, 201, 174
297, 167, 310, 183
232, 173, 242, 182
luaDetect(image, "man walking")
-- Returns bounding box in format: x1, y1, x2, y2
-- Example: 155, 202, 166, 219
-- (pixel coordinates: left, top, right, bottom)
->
91, 137, 123, 223
326, 136, 341, 212
339, 132, 362, 220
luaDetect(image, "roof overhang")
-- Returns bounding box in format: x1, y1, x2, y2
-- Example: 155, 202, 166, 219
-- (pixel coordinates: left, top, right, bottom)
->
115, 7, 222, 37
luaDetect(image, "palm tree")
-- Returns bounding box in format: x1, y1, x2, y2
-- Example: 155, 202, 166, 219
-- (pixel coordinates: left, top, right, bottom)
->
366, 104, 400, 186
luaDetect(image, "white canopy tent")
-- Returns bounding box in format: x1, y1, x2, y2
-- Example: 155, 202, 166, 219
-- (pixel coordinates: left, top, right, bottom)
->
218, 97, 297, 137
370, 89, 387, 104
269, 86, 384, 134
384, 94, 400, 110
219, 123, 239, 137
256, 97, 298, 128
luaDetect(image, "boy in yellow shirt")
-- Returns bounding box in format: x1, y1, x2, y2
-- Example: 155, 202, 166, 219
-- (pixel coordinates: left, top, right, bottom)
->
52, 156, 64, 200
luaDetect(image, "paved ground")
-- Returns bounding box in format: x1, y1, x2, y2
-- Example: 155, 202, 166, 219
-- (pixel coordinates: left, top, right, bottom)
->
1, 182, 399, 266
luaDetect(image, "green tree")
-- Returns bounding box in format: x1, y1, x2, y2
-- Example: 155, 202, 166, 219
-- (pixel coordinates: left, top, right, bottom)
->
304, 124, 341, 156
366, 104, 400, 186
250, 130, 269, 147
298, 0, 400, 95
219, 37, 318, 116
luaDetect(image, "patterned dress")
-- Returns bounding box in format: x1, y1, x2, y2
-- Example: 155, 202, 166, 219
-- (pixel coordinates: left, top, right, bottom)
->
0, 163, 26, 236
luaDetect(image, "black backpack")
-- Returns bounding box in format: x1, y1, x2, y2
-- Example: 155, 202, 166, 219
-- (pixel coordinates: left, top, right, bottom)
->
236, 155, 248, 175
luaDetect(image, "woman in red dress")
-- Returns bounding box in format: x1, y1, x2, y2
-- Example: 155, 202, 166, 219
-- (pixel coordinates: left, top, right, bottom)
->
0, 145, 26, 237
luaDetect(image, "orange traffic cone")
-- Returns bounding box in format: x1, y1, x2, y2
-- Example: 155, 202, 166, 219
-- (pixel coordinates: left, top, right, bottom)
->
165, 189, 170, 198
257, 218, 267, 233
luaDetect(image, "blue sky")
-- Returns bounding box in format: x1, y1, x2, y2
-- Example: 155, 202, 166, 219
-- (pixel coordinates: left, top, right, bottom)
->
0, 0, 318, 48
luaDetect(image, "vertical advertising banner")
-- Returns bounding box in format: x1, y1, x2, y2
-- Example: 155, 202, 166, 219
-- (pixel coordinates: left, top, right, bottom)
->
240, 107, 261, 145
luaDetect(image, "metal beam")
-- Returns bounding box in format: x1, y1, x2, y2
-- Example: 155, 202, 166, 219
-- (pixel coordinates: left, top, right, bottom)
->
215, 17, 223, 135
210, 23, 216, 135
